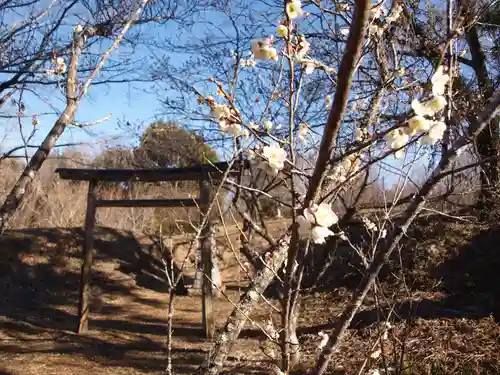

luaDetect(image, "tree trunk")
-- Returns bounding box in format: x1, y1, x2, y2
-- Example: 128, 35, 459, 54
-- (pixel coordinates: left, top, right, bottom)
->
0, 100, 78, 231
466, 25, 500, 211
194, 235, 290, 375
0, 27, 85, 230
0, 0, 149, 230
312, 94, 500, 374
281, 297, 301, 370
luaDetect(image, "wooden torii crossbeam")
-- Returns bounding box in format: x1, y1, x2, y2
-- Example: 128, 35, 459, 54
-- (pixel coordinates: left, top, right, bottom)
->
56, 162, 239, 339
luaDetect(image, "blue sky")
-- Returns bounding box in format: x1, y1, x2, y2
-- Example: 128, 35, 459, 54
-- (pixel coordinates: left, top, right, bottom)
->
1, 0, 403, 191
0, 3, 191, 157
0, 0, 469, 192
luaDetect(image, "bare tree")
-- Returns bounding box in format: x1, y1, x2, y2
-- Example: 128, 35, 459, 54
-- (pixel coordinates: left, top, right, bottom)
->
0, 0, 201, 229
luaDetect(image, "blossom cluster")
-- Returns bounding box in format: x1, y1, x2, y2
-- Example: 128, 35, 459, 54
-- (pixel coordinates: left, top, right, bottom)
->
368, 2, 404, 37
251, 37, 278, 61
386, 66, 450, 158
206, 97, 249, 137
297, 203, 339, 244
46, 56, 67, 76
327, 153, 361, 183
247, 144, 288, 176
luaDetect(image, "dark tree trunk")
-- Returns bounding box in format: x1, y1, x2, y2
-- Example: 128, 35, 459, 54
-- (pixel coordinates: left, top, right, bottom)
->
466, 25, 500, 211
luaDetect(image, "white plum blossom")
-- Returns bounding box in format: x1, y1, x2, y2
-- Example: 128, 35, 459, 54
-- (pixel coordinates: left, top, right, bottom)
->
303, 205, 317, 224
304, 61, 315, 74
328, 154, 361, 183
261, 144, 287, 174
277, 24, 288, 38
370, 3, 387, 19
311, 226, 335, 244
295, 35, 310, 59
339, 26, 350, 37
385, 129, 409, 159
314, 202, 339, 227
406, 115, 431, 135
355, 127, 364, 141
286, 0, 303, 19
337, 3, 351, 12
211, 103, 231, 120
411, 99, 433, 115
370, 348, 382, 359
386, 3, 403, 23
362, 217, 378, 232
49, 56, 67, 75
427, 95, 447, 113
248, 290, 259, 300
420, 120, 447, 145
355, 127, 370, 142
298, 123, 308, 141
412, 96, 442, 117
46, 57, 66, 76
325, 95, 332, 108
251, 38, 278, 61
431, 66, 450, 96
368, 24, 382, 38
219, 121, 247, 137
297, 203, 338, 244
209, 102, 246, 137
297, 215, 312, 237
264, 120, 273, 132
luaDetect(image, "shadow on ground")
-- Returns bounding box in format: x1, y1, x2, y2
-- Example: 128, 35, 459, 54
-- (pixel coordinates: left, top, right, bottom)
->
0, 227, 203, 374
298, 218, 500, 333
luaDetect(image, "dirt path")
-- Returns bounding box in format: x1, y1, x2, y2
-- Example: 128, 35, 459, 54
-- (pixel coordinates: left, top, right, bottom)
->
0, 225, 289, 375
1, 221, 500, 374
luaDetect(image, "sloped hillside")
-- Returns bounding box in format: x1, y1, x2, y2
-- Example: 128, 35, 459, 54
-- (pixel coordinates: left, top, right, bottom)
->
0, 218, 499, 375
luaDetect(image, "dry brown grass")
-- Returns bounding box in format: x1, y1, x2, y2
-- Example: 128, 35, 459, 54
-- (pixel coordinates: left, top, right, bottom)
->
0, 157, 200, 233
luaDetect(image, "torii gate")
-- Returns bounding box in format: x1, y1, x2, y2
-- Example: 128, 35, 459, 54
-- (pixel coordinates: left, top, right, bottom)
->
56, 162, 239, 339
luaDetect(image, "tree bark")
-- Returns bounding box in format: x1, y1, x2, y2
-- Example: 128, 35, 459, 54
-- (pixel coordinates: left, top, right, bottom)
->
312, 94, 500, 374
194, 235, 291, 375
466, 25, 499, 211
194, 0, 371, 372
0, 33, 83, 230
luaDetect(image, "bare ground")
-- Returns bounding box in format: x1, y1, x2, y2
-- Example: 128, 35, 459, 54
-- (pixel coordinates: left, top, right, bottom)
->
0, 218, 499, 374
